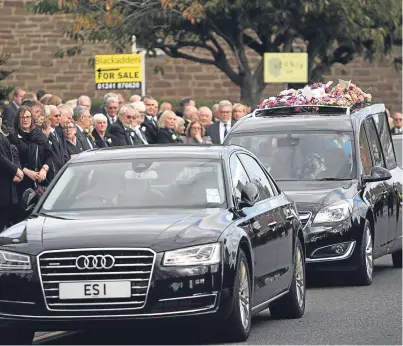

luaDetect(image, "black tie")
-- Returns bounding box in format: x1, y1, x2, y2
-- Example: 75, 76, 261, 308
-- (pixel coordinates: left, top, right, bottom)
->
224, 124, 228, 137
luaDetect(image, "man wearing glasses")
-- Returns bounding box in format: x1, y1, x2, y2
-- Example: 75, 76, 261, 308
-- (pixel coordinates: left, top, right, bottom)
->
391, 112, 403, 135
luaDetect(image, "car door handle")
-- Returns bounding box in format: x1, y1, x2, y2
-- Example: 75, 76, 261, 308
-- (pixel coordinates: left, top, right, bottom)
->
268, 221, 277, 228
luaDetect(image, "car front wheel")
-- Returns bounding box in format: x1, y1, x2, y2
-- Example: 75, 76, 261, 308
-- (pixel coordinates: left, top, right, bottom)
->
220, 249, 252, 342
0, 328, 35, 345
270, 237, 306, 319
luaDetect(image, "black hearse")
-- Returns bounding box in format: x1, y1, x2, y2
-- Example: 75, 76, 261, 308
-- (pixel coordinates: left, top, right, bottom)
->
224, 104, 402, 285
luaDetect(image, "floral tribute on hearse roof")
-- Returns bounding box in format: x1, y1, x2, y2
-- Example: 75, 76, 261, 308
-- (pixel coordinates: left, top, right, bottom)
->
257, 79, 372, 112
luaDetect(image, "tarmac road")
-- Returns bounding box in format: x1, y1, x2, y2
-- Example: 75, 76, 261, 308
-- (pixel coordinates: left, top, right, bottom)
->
36, 255, 402, 345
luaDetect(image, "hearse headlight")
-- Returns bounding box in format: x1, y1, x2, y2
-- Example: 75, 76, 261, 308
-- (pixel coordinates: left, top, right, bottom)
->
163, 243, 221, 266
313, 200, 352, 224
0, 250, 31, 271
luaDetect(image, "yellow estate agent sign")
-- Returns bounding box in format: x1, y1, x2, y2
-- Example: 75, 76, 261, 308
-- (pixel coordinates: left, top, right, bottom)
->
94, 54, 143, 91
264, 53, 308, 84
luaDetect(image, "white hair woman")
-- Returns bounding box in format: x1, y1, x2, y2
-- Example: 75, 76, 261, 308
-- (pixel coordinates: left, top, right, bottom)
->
92, 113, 111, 148
155, 110, 183, 144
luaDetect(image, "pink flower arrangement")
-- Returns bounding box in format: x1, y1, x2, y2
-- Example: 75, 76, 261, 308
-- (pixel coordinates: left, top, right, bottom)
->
257, 80, 372, 112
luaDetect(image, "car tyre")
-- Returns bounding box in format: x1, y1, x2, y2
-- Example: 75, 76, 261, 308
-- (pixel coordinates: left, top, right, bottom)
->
220, 249, 251, 342
269, 237, 306, 319
0, 328, 35, 345
392, 249, 402, 268
354, 220, 373, 286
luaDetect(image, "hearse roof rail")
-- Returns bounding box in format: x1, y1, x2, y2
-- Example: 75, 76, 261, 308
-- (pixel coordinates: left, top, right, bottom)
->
252, 105, 351, 117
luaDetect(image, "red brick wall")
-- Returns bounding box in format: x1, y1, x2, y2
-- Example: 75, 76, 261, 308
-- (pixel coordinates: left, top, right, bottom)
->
1, 0, 402, 112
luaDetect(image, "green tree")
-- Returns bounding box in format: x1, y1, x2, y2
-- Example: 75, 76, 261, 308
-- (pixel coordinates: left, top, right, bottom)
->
29, 0, 402, 106
0, 53, 15, 107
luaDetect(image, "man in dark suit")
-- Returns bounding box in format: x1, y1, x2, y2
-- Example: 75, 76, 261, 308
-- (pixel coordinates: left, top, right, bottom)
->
141, 96, 159, 143
103, 96, 120, 130
73, 106, 95, 151
205, 100, 235, 144
3, 88, 25, 124
109, 104, 143, 147
47, 105, 69, 176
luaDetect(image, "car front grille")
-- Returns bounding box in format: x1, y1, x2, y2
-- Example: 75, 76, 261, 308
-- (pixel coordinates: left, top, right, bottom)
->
37, 248, 156, 313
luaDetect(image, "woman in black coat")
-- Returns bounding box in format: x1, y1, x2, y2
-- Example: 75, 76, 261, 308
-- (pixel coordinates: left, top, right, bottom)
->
155, 110, 183, 144
7, 106, 53, 222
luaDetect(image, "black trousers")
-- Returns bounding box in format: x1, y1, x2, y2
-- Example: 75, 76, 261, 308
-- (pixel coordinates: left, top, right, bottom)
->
0, 205, 22, 232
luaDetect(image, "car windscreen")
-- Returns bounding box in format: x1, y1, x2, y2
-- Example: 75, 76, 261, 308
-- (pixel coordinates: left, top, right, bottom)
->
227, 131, 356, 181
40, 158, 227, 211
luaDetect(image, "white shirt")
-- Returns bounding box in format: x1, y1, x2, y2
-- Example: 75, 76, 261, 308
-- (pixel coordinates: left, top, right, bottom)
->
107, 114, 117, 124
219, 121, 231, 144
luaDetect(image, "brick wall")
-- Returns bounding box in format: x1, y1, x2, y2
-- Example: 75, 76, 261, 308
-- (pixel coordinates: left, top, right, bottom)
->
1, 0, 402, 112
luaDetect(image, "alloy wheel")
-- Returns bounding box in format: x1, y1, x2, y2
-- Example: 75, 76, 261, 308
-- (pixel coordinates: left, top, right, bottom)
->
365, 227, 373, 279
295, 246, 305, 308
238, 261, 250, 330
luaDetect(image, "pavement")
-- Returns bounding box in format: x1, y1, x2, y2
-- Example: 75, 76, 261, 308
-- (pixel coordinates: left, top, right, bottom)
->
36, 255, 402, 345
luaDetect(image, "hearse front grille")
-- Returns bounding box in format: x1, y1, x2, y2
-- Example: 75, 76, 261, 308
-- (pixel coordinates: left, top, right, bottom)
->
38, 248, 156, 313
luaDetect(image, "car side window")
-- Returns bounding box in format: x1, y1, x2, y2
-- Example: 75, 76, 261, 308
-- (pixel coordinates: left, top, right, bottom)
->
238, 153, 275, 201
359, 125, 373, 175
372, 112, 397, 169
365, 118, 385, 168
229, 155, 251, 201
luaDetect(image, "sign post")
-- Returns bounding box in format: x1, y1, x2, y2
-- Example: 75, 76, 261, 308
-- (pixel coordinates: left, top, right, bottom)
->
131, 35, 146, 96
94, 53, 143, 92
263, 53, 308, 89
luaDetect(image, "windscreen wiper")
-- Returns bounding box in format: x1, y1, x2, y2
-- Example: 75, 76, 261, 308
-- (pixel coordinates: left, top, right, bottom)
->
30, 212, 67, 220
317, 177, 350, 181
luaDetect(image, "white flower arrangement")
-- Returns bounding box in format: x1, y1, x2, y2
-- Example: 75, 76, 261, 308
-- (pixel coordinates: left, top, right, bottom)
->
172, 134, 177, 140
107, 138, 112, 144
141, 126, 146, 132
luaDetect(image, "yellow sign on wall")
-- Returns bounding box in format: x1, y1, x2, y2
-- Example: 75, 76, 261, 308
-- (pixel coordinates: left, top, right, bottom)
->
264, 53, 308, 83
94, 54, 143, 90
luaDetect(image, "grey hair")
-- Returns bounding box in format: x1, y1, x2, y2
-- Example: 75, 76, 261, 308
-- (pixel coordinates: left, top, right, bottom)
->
105, 97, 119, 107
131, 101, 146, 113
199, 106, 212, 116
73, 106, 88, 121
219, 100, 232, 109
118, 104, 136, 117
77, 95, 91, 106
93, 113, 107, 124
44, 105, 58, 118
57, 104, 74, 116
103, 92, 118, 102
175, 116, 185, 130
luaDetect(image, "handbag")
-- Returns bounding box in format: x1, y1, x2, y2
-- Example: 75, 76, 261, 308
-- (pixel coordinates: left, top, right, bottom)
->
33, 144, 47, 198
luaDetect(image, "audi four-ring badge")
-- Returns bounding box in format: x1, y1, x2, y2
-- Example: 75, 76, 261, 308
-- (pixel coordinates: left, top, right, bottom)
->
75, 255, 116, 270
0, 145, 306, 344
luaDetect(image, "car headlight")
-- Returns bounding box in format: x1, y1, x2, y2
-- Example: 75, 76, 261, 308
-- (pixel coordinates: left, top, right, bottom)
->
313, 200, 352, 224
163, 243, 221, 266
0, 250, 31, 271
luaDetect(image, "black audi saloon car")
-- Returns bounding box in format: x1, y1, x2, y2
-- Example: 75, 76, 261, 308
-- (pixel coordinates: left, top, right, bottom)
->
225, 104, 402, 285
0, 145, 306, 344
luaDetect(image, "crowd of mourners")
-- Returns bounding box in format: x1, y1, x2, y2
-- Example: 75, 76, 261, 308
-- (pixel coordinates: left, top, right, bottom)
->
0, 88, 252, 231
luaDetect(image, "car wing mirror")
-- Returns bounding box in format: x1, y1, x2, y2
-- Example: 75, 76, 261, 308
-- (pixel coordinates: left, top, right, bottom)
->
362, 166, 392, 184
238, 182, 260, 209
21, 188, 37, 212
